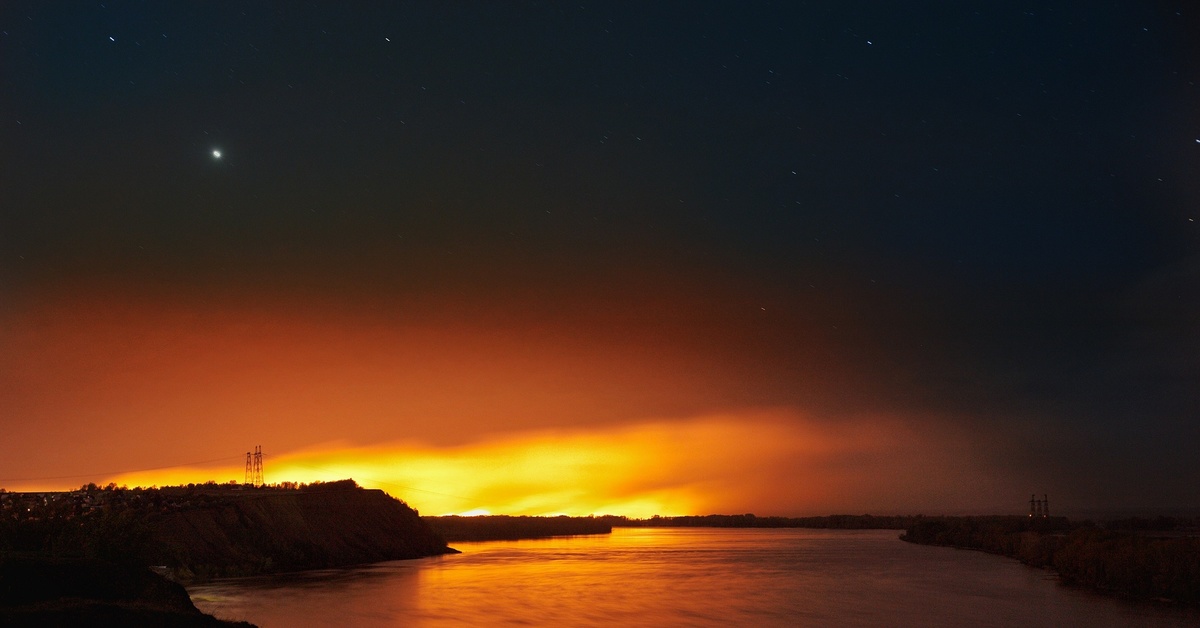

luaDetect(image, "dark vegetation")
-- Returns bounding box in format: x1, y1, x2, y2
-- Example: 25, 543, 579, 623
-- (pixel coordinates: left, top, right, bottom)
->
142, 480, 456, 580
1, 479, 455, 624
1, 480, 454, 581
0, 555, 254, 627
901, 516, 1200, 605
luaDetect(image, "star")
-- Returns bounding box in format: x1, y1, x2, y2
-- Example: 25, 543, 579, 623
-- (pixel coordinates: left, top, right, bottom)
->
211, 149, 222, 159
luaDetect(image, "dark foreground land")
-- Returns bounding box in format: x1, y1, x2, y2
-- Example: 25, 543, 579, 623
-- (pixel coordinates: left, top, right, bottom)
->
901, 516, 1200, 606
1, 479, 455, 581
1, 479, 455, 625
9, 485, 1197, 619
0, 556, 254, 627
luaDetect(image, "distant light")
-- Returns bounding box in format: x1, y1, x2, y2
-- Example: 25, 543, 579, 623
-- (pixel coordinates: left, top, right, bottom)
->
109, 36, 115, 42
211, 149, 222, 159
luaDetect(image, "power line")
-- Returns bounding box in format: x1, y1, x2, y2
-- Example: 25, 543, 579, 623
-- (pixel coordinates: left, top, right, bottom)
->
0, 455, 245, 484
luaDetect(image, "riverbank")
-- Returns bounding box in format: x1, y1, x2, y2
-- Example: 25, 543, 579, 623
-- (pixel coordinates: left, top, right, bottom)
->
901, 516, 1200, 605
147, 481, 457, 580
2, 480, 457, 624
422, 512, 924, 542
187, 528, 1200, 627
0, 480, 456, 582
425, 515, 612, 541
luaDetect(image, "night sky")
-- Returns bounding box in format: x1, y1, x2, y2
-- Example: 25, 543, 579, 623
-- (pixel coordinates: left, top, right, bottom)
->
2, 2, 1198, 516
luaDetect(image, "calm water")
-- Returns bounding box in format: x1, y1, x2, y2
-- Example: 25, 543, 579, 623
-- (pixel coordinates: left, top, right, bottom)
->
189, 528, 1200, 627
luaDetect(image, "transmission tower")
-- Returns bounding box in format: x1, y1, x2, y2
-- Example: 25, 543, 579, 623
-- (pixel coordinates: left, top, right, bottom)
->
252, 445, 264, 487
245, 446, 265, 487
1028, 493, 1049, 518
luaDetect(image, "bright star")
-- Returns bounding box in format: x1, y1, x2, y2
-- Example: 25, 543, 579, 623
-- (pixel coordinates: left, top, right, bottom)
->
211, 149, 222, 159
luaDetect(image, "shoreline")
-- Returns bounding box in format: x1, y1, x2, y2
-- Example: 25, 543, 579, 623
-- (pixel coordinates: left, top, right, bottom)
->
900, 516, 1200, 607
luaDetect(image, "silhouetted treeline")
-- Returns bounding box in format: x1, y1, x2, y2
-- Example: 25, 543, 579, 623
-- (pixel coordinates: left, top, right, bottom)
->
601, 514, 923, 529
0, 494, 155, 565
901, 516, 1200, 605
422, 513, 925, 542
425, 515, 612, 542
900, 516, 1070, 566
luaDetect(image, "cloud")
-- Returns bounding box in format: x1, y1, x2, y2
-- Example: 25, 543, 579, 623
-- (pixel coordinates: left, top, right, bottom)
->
108, 410, 1003, 517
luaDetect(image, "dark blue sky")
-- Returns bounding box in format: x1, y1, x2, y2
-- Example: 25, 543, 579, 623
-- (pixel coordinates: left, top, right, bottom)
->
2, 1, 1198, 510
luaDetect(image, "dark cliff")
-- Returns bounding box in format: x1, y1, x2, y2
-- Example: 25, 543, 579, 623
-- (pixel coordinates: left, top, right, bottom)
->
1, 480, 456, 582
142, 482, 456, 580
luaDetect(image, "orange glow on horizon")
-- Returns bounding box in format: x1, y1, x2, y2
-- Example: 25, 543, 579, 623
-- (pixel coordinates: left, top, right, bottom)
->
2, 289, 1012, 515
97, 412, 987, 517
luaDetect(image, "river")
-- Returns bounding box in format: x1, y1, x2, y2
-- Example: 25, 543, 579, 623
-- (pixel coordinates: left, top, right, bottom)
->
189, 528, 1200, 627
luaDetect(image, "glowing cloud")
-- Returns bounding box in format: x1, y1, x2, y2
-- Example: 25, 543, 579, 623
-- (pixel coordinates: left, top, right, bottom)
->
108, 411, 994, 517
